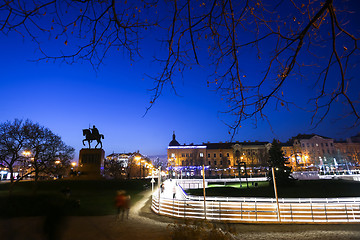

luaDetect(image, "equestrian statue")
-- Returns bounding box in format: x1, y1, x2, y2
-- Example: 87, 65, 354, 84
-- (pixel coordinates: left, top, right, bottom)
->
83, 125, 104, 149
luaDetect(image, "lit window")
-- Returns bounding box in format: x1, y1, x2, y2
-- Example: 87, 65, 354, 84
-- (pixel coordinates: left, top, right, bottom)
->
200, 152, 204, 157
171, 153, 175, 158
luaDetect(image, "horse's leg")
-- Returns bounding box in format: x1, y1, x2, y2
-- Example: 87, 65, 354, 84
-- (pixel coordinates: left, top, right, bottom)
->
82, 139, 86, 146
88, 140, 91, 149
95, 140, 99, 149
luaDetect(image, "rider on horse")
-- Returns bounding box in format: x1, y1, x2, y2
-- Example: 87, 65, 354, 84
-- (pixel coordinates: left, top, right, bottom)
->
83, 125, 104, 149
91, 125, 99, 137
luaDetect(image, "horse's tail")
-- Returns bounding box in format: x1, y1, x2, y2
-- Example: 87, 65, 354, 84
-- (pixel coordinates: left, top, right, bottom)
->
101, 134, 104, 139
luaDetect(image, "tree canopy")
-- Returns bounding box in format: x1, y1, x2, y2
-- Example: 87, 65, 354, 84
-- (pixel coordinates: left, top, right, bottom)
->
268, 139, 292, 184
1, 0, 359, 135
0, 119, 74, 183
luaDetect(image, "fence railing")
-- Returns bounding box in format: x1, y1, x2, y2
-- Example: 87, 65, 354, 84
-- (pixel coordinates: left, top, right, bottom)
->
151, 194, 360, 223
151, 180, 360, 224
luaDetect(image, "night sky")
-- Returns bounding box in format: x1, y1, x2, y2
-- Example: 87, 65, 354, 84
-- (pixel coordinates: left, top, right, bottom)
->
1, 1, 360, 160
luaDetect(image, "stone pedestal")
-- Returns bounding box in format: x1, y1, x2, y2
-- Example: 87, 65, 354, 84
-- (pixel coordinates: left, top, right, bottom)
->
78, 148, 105, 179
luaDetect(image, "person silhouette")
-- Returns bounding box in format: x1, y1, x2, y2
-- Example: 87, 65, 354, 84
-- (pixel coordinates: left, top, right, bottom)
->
91, 125, 99, 136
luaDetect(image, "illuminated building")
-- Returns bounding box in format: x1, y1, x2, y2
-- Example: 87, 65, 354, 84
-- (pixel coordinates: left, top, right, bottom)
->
167, 133, 270, 177
169, 132, 360, 175
284, 134, 337, 171
282, 134, 360, 172
334, 135, 360, 169
105, 152, 154, 178
106, 152, 133, 168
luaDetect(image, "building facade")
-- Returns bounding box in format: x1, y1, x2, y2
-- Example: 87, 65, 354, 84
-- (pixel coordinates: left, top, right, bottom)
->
105, 152, 153, 179
167, 133, 270, 177
106, 152, 133, 168
283, 134, 360, 172
334, 139, 360, 170
168, 133, 360, 175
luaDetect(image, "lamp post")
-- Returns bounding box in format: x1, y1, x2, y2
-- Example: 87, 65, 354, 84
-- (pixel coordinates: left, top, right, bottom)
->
71, 162, 77, 177
202, 164, 206, 220
140, 160, 142, 179
272, 167, 281, 222
135, 156, 141, 178
22, 150, 32, 179
71, 162, 77, 168
158, 166, 161, 214
236, 160, 249, 188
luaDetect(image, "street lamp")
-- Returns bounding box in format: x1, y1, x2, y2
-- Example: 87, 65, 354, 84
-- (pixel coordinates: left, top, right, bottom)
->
21, 150, 32, 179
22, 150, 31, 157
236, 159, 249, 189
135, 156, 142, 178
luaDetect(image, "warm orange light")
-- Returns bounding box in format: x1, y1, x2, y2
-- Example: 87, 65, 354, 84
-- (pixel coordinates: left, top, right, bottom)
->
22, 151, 31, 157
71, 162, 77, 167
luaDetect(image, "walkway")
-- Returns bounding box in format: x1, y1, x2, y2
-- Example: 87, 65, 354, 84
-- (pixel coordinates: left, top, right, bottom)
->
0, 189, 174, 240
1, 188, 360, 240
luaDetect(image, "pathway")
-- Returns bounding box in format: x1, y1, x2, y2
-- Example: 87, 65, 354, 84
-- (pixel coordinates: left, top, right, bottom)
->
1, 188, 360, 240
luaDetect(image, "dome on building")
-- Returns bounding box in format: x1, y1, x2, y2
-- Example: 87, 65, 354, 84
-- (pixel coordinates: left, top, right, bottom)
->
169, 131, 180, 146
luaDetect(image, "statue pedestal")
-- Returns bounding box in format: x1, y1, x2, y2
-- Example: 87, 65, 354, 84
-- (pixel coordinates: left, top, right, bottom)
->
78, 148, 105, 179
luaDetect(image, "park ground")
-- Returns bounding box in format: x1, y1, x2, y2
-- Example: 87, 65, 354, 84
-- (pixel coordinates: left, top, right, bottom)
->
1, 180, 360, 239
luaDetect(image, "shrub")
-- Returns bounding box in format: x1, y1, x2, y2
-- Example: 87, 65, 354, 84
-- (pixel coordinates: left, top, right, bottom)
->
168, 220, 236, 240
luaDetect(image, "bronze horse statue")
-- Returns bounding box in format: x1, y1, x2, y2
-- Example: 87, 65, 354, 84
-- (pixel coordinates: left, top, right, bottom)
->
82, 129, 104, 149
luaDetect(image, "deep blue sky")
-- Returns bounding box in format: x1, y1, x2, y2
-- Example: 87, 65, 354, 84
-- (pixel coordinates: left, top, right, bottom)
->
1, 1, 360, 159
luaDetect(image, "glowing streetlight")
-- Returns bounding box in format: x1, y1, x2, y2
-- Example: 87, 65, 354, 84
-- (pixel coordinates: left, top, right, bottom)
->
22, 150, 31, 157
71, 162, 77, 168
134, 156, 142, 178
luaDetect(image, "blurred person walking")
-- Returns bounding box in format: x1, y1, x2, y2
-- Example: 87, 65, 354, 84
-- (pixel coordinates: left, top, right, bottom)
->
115, 190, 131, 221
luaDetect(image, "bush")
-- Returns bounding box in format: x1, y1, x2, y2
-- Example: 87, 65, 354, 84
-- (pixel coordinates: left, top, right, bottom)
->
168, 220, 236, 240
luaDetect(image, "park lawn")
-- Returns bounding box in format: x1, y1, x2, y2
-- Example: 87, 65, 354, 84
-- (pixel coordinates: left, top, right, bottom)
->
187, 179, 360, 198
0, 179, 150, 217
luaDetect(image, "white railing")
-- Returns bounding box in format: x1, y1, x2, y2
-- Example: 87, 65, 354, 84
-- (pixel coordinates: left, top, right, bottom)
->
151, 180, 360, 224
